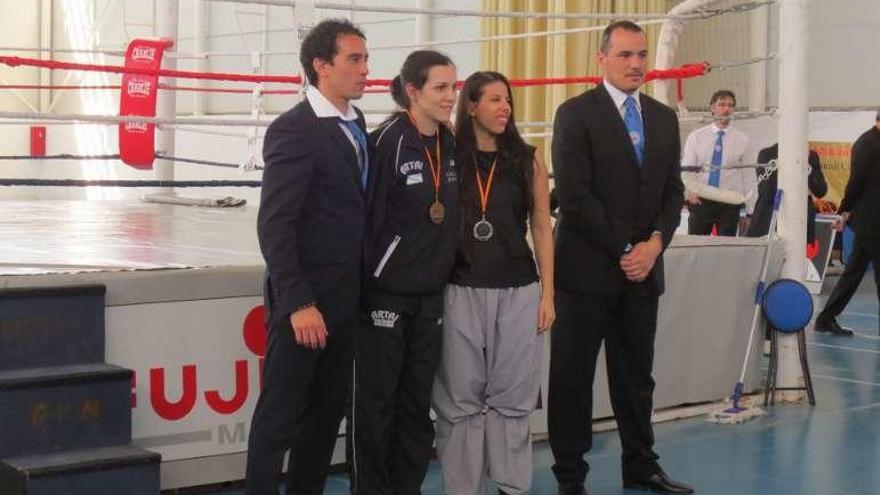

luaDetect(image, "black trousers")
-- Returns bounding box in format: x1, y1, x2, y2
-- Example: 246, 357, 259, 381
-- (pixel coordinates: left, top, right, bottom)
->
245, 309, 356, 495
818, 234, 880, 326
548, 289, 660, 484
349, 289, 443, 495
688, 199, 742, 236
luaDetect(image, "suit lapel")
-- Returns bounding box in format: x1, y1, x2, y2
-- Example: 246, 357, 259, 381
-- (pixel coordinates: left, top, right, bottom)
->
317, 115, 364, 194
596, 85, 641, 171
639, 94, 657, 176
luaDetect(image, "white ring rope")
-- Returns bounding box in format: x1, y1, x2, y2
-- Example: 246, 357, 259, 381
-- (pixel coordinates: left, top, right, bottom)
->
194, 0, 775, 21
0, 111, 273, 127
683, 110, 778, 124
518, 122, 554, 128
367, 19, 670, 51
0, 112, 554, 134
0, 46, 124, 57
0, 110, 775, 133
167, 125, 263, 139
519, 110, 778, 133
9, 19, 666, 61
711, 53, 777, 71
685, 159, 814, 206
684, 161, 776, 172
520, 132, 552, 139
2, 4, 773, 62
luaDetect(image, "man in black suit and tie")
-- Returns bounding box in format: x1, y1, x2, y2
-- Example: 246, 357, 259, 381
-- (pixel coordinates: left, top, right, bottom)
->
815, 113, 880, 337
246, 19, 370, 495
548, 21, 692, 495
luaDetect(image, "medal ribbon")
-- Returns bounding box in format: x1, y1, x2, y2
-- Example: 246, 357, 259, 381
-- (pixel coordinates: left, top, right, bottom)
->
406, 111, 442, 201
474, 153, 498, 217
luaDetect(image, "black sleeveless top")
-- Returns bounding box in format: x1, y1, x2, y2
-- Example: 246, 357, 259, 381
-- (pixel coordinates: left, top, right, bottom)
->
451, 150, 539, 288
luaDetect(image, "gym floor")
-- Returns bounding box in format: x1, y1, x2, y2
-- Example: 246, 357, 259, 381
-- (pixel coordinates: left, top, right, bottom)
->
202, 274, 879, 495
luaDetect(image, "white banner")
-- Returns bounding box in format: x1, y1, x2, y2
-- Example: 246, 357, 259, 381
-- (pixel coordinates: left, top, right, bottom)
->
105, 297, 264, 461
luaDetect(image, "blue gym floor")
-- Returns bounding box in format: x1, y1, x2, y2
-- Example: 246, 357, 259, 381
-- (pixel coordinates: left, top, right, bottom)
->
197, 274, 880, 495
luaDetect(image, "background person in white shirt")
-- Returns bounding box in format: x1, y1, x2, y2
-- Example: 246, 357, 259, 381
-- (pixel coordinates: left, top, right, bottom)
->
682, 90, 756, 236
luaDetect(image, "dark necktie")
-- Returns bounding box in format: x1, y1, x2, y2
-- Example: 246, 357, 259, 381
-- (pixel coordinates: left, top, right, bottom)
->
340, 119, 369, 189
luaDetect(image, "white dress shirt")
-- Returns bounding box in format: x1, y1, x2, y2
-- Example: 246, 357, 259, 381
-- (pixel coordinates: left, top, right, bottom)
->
603, 79, 641, 121
305, 85, 362, 161
682, 123, 756, 213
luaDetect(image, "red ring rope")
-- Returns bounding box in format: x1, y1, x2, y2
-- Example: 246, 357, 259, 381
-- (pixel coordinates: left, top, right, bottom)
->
0, 54, 708, 89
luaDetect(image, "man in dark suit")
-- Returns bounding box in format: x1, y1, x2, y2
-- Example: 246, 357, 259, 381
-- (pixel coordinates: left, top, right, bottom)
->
815, 113, 880, 337
246, 19, 370, 495
548, 21, 692, 495
747, 143, 828, 245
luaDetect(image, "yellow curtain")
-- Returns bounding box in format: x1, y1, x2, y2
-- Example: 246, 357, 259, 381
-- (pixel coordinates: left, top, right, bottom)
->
481, 0, 666, 165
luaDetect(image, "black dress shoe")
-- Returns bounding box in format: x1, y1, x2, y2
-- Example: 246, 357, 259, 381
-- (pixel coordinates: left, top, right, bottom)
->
557, 481, 588, 495
623, 472, 694, 493
815, 318, 854, 336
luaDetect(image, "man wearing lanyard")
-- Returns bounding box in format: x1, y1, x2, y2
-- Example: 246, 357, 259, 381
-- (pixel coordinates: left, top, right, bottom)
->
246, 19, 370, 495
682, 90, 756, 236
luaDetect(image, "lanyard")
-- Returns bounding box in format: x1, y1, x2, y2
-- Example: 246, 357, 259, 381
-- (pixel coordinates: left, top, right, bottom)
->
474, 153, 498, 217
406, 112, 442, 201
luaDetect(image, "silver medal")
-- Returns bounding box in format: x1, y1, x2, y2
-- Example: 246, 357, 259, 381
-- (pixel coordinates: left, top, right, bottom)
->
473, 216, 494, 242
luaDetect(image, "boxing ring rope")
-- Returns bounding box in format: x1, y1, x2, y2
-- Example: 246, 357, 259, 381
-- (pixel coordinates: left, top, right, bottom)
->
711, 53, 777, 71
0, 0, 780, 213
0, 111, 274, 129
191, 0, 775, 21
0, 153, 121, 161
0, 178, 261, 188
0, 48, 769, 186
0, 2, 772, 59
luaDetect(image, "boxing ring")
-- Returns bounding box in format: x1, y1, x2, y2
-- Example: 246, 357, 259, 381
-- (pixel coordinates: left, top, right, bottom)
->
0, 0, 817, 490
0, 199, 774, 488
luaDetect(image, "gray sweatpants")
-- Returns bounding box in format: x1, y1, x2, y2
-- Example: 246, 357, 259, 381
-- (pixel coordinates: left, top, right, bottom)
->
432, 283, 543, 495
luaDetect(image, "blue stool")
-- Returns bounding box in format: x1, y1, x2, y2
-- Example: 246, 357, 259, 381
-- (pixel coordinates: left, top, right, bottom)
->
762, 278, 817, 406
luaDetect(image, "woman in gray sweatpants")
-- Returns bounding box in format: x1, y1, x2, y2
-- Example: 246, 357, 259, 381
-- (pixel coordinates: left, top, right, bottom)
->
433, 71, 555, 495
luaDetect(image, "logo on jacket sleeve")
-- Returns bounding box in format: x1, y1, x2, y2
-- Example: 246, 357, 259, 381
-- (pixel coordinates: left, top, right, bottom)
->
371, 309, 400, 329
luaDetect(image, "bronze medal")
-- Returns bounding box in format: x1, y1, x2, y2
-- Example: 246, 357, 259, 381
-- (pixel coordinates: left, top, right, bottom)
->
406, 111, 445, 225
429, 200, 446, 224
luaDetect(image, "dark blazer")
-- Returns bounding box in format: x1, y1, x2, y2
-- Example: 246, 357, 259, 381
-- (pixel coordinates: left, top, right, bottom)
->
552, 84, 684, 297
747, 144, 827, 242
258, 100, 368, 322
840, 126, 880, 239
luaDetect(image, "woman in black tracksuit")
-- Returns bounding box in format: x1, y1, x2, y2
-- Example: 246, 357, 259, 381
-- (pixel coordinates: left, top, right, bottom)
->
350, 50, 458, 495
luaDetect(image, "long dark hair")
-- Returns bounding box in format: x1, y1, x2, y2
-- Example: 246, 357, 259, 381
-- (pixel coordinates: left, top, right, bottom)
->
454, 71, 535, 241
382, 50, 454, 126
